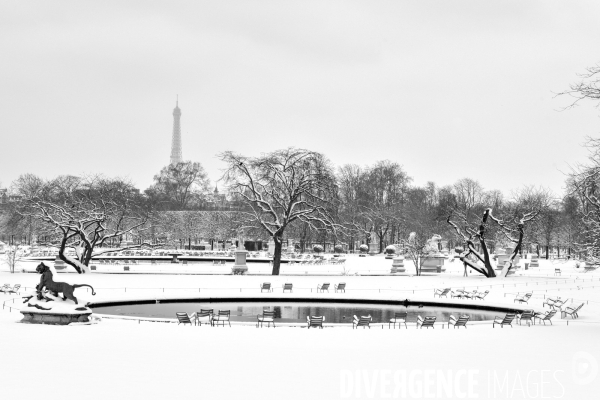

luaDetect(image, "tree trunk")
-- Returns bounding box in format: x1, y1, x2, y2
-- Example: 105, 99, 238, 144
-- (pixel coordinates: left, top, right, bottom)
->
545, 245, 549, 259
272, 235, 283, 275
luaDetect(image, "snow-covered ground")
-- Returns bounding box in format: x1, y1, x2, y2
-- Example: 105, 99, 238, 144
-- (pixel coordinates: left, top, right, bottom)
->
1, 256, 599, 399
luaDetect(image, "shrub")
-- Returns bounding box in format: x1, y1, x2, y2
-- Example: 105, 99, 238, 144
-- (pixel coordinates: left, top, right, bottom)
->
384, 245, 396, 255
313, 244, 324, 253
359, 244, 369, 253
334, 244, 344, 253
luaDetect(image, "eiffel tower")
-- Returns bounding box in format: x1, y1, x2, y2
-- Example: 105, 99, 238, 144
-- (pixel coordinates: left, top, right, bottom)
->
170, 97, 183, 164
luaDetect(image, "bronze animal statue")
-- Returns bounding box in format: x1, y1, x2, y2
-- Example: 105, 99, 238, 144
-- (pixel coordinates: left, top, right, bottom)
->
36, 263, 96, 305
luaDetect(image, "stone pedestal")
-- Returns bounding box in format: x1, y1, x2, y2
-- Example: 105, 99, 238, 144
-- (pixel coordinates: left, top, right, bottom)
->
21, 310, 92, 325
420, 255, 446, 273
495, 250, 521, 270
268, 239, 276, 255
167, 253, 180, 263
231, 249, 248, 274
391, 256, 406, 273
54, 255, 66, 270
368, 242, 379, 256
529, 254, 539, 268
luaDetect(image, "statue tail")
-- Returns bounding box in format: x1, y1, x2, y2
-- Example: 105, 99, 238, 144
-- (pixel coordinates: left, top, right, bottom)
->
72, 284, 96, 295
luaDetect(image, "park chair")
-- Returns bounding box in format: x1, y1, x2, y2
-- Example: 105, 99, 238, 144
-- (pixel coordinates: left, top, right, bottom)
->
550, 299, 569, 310
561, 303, 584, 319
0, 284, 11, 294
257, 310, 276, 328
463, 290, 479, 299
517, 310, 535, 327
176, 312, 194, 326
448, 315, 470, 329
335, 283, 346, 293
389, 312, 408, 329
450, 289, 466, 299
317, 283, 330, 293
352, 315, 372, 329
3, 284, 21, 295
514, 292, 532, 304
493, 313, 516, 328
260, 283, 273, 293
542, 297, 559, 308
534, 310, 557, 325
213, 310, 231, 327
416, 316, 436, 329
5, 284, 20, 295
584, 264, 598, 273
282, 283, 293, 293
195, 311, 212, 326
307, 315, 325, 329
474, 290, 489, 300
434, 288, 451, 298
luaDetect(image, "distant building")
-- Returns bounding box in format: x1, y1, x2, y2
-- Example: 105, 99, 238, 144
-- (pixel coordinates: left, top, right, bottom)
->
170, 98, 183, 165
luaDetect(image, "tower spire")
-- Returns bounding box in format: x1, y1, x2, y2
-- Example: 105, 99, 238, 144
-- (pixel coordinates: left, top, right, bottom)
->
170, 98, 183, 165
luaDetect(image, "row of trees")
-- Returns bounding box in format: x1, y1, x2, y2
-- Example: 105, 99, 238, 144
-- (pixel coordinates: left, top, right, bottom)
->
0, 148, 592, 276
2, 62, 600, 275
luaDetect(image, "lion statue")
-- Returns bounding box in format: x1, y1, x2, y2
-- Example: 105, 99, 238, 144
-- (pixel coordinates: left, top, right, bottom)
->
36, 263, 96, 305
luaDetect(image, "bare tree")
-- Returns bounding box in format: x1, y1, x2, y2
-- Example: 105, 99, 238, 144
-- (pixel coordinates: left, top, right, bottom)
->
17, 175, 153, 273
2, 244, 24, 273
448, 207, 539, 278
558, 62, 600, 109
220, 148, 339, 275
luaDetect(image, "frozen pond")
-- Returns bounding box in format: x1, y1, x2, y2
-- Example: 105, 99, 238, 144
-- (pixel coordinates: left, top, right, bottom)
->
91, 301, 502, 323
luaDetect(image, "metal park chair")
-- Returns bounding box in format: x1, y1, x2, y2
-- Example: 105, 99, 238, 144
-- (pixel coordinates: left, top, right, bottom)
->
514, 292, 532, 304
389, 312, 408, 329
317, 283, 330, 293
474, 290, 489, 300
352, 315, 372, 329
534, 310, 557, 325
282, 283, 293, 293
561, 303, 584, 319
260, 283, 273, 293
516, 310, 535, 327
213, 310, 231, 327
176, 312, 194, 326
416, 316, 436, 329
195, 311, 213, 326
492, 313, 516, 328
334, 283, 346, 293
448, 315, 470, 328
307, 315, 324, 329
434, 288, 451, 298
257, 310, 276, 328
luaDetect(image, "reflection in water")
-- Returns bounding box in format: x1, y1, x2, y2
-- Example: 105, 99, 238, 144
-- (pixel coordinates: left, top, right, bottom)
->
93, 302, 500, 323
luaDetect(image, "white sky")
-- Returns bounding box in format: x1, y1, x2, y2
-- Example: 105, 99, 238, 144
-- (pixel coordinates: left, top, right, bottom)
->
1, 0, 599, 197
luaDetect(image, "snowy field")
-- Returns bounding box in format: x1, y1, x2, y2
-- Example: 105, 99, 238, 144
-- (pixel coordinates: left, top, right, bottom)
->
1, 256, 599, 399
